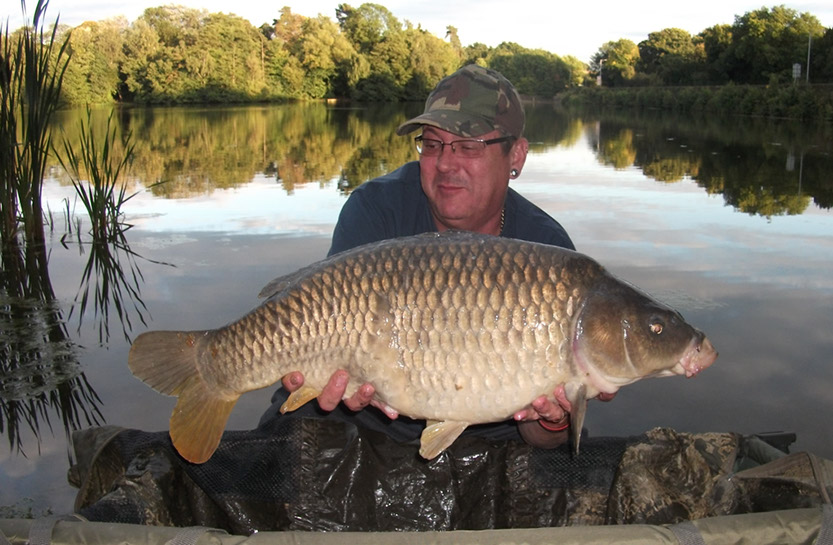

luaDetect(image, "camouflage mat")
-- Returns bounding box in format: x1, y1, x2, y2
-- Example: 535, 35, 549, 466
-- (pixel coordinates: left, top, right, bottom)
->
67, 418, 832, 534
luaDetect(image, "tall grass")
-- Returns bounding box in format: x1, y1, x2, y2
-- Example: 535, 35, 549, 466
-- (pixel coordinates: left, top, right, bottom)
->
0, 0, 71, 247
59, 108, 137, 242
0, 0, 143, 458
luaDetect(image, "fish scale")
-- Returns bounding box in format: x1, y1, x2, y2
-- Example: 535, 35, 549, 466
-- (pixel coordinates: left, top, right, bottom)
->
128, 230, 717, 464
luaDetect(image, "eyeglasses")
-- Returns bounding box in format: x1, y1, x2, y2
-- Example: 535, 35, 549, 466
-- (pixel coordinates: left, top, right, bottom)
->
414, 135, 514, 158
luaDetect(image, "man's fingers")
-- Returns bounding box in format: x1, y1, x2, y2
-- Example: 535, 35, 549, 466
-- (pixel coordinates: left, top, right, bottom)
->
533, 395, 568, 423
283, 369, 391, 417
343, 382, 374, 411
372, 401, 399, 419
317, 370, 349, 411
282, 371, 304, 391
553, 385, 572, 413
514, 394, 570, 423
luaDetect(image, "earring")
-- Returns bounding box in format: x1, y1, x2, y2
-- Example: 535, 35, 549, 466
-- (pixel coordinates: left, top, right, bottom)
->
510, 169, 519, 177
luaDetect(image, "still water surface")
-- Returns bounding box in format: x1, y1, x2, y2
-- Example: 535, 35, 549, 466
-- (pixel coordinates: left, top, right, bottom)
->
1, 103, 832, 515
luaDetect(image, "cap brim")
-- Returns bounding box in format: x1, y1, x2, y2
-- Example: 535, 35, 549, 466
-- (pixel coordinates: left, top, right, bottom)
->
395, 111, 494, 137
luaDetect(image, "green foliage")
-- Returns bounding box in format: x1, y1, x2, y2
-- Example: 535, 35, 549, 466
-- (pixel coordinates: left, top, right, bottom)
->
728, 6, 825, 84
593, 39, 640, 86
563, 83, 833, 122
490, 43, 575, 97
637, 28, 706, 85
61, 19, 125, 104
6, 2, 831, 106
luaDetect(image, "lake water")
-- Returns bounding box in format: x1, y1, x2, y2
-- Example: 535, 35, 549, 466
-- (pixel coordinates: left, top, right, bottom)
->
1, 103, 832, 515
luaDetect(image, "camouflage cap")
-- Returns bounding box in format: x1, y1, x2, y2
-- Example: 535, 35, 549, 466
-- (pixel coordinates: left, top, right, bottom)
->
396, 64, 525, 138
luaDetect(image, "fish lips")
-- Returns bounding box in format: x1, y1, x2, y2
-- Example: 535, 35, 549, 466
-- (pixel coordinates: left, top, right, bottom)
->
678, 334, 718, 378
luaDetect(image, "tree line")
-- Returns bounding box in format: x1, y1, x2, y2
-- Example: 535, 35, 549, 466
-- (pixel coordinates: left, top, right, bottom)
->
7, 2, 833, 105
592, 5, 831, 87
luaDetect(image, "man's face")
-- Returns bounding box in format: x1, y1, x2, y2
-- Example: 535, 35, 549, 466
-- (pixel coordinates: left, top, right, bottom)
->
419, 126, 528, 234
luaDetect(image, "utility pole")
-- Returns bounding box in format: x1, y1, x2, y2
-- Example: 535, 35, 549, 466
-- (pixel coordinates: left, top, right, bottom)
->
806, 34, 812, 83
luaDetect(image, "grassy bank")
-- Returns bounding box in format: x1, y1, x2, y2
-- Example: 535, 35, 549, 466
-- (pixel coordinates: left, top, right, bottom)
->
560, 84, 833, 122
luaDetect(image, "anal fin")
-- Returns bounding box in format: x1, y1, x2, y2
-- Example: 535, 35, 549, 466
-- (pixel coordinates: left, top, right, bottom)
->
169, 376, 238, 464
419, 420, 469, 459
280, 385, 321, 413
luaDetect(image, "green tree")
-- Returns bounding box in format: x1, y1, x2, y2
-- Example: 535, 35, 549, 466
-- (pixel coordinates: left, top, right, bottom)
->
729, 6, 825, 83
194, 13, 269, 101
263, 7, 307, 97
120, 18, 161, 102
336, 3, 401, 54
61, 18, 125, 104
489, 43, 575, 96
272, 6, 305, 45
699, 24, 733, 83
561, 55, 589, 87
296, 15, 356, 98
592, 39, 640, 86
125, 6, 208, 102
445, 25, 462, 55
638, 28, 706, 85
811, 27, 833, 82
402, 26, 460, 99
462, 42, 491, 66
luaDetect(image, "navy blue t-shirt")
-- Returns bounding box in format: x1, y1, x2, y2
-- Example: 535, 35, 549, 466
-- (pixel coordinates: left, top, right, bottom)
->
328, 161, 575, 256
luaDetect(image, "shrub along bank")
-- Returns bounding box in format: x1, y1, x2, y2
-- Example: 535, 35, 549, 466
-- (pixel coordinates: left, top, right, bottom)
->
561, 84, 833, 122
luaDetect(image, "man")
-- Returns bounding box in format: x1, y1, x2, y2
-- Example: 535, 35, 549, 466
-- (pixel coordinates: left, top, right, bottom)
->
272, 64, 600, 448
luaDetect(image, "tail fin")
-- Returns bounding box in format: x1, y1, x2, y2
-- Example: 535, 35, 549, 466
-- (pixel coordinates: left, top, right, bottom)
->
128, 331, 238, 464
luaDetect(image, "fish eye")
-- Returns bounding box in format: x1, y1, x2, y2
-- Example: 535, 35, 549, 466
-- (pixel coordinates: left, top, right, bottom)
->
650, 321, 664, 335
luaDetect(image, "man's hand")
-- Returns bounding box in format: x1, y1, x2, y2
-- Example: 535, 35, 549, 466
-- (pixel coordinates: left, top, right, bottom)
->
513, 385, 616, 449
281, 370, 399, 419
512, 384, 572, 423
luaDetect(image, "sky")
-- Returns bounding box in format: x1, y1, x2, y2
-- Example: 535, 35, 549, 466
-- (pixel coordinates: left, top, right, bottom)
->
4, 0, 832, 63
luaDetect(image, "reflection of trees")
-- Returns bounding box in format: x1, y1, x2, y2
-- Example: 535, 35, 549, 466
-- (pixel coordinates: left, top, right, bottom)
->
0, 239, 102, 455
587, 110, 831, 216
598, 128, 638, 170
642, 156, 701, 183
524, 103, 585, 147
51, 102, 419, 197
52, 104, 832, 217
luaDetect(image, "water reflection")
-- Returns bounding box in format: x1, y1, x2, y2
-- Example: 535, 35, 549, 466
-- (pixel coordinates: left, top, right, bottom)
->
1, 182, 168, 454
586, 111, 831, 216
0, 239, 102, 455
51, 104, 832, 218
68, 231, 171, 344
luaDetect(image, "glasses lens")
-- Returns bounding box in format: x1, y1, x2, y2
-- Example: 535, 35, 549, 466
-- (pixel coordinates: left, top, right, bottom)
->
416, 137, 442, 156
415, 137, 503, 157
456, 140, 487, 158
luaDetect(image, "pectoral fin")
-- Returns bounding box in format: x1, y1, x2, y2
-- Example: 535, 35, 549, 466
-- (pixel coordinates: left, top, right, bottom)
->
280, 385, 321, 413
564, 382, 588, 455
419, 420, 469, 459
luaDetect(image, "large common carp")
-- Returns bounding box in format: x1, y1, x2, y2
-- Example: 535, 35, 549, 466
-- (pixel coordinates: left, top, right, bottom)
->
128, 231, 717, 464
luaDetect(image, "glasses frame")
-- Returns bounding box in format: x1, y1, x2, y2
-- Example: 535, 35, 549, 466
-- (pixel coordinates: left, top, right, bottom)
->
414, 135, 515, 158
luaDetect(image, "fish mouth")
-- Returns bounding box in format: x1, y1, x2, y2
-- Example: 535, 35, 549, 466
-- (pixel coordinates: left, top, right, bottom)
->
676, 334, 718, 378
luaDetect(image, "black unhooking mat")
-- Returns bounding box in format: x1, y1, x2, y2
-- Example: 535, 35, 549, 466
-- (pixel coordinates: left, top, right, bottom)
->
68, 418, 833, 535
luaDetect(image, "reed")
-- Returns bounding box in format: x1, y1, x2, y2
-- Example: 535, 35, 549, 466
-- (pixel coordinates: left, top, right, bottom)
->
0, 0, 71, 247
58, 108, 137, 243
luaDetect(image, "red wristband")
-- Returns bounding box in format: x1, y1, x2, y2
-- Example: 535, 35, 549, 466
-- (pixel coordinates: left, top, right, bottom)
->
538, 416, 570, 432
